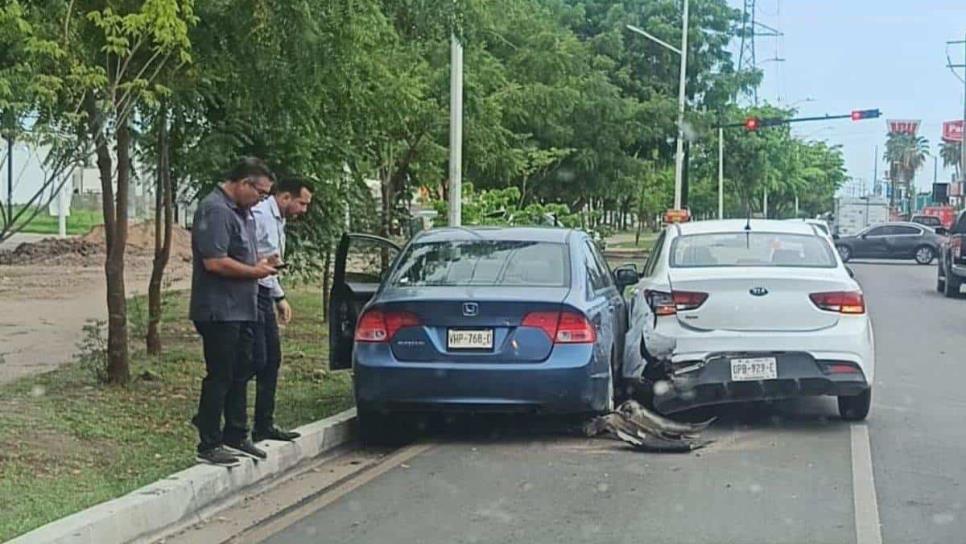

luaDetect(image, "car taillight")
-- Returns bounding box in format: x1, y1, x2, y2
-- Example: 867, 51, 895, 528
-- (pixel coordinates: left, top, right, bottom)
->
521, 311, 596, 344
644, 290, 708, 316
809, 291, 865, 314
952, 237, 964, 258
354, 309, 422, 342
823, 362, 862, 374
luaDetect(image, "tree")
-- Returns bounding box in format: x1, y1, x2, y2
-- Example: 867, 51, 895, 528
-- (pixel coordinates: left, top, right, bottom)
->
885, 132, 929, 213
23, 0, 196, 383
939, 139, 962, 181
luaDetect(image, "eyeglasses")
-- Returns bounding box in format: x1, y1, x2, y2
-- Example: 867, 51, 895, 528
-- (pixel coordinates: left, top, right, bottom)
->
245, 180, 272, 200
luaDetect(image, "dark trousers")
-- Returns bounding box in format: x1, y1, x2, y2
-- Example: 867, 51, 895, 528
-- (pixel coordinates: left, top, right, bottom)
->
253, 287, 283, 434
193, 321, 255, 453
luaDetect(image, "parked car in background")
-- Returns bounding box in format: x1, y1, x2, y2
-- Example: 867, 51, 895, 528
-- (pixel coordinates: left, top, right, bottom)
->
834, 222, 944, 264
329, 227, 635, 444
937, 210, 966, 298
623, 220, 874, 420
911, 214, 942, 229
786, 218, 832, 239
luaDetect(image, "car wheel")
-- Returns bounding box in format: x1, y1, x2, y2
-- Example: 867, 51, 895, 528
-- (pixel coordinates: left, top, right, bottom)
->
914, 245, 935, 265
836, 245, 851, 262
945, 270, 962, 298
838, 388, 871, 421
357, 407, 415, 447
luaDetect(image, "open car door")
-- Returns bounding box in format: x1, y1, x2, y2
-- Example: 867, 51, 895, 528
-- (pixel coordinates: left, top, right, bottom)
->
329, 233, 402, 370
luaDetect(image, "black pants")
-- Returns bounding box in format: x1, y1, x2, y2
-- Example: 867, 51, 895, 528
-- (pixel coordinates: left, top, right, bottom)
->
194, 321, 255, 453
253, 287, 282, 434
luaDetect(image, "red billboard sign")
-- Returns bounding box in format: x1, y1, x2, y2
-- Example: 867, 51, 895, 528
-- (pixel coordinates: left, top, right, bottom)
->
943, 120, 964, 143
888, 119, 920, 135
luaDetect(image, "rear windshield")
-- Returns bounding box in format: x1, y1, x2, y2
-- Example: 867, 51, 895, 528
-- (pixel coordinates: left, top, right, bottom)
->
390, 240, 570, 287
670, 232, 837, 268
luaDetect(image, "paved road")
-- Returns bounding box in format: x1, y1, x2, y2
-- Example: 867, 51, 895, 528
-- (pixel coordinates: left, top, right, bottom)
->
252, 261, 963, 544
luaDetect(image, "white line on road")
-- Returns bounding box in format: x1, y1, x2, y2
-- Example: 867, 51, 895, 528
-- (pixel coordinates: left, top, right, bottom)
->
851, 423, 883, 544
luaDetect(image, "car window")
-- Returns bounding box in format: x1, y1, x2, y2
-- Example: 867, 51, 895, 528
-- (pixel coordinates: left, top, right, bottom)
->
892, 225, 921, 236
583, 240, 613, 292
390, 240, 570, 287
866, 226, 890, 237
670, 232, 838, 268
643, 231, 667, 277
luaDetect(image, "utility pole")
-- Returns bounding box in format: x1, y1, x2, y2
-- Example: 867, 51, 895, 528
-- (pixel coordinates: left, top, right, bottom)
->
948, 35, 966, 189
672, 0, 689, 211
714, 121, 729, 220
873, 145, 878, 195
5, 136, 11, 222
448, 33, 463, 227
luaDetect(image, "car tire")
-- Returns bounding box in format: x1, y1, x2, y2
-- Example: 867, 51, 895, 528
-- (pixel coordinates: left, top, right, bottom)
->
944, 269, 962, 298
914, 245, 935, 265
357, 407, 415, 447
836, 245, 852, 262
838, 388, 871, 421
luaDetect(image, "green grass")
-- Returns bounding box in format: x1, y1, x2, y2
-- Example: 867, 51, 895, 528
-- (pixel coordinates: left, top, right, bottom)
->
10, 206, 103, 235
608, 233, 658, 249
0, 285, 353, 541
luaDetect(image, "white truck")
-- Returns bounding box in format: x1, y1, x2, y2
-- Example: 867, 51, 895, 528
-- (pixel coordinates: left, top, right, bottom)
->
833, 196, 890, 237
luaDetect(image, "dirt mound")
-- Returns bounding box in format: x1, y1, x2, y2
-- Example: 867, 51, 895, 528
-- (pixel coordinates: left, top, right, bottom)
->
0, 222, 192, 266
0, 237, 102, 266
81, 222, 192, 257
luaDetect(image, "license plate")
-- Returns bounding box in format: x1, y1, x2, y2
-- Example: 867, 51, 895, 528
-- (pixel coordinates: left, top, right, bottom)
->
730, 357, 778, 381
447, 329, 494, 350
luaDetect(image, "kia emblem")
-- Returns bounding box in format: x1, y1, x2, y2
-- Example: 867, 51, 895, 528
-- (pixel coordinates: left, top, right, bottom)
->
462, 302, 479, 317
749, 287, 769, 297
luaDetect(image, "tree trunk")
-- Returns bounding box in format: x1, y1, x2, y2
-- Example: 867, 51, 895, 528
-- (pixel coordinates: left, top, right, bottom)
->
86, 91, 130, 385
321, 246, 332, 323
147, 108, 173, 355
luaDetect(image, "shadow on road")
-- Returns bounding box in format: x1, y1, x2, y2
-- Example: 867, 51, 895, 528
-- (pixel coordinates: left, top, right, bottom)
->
385, 396, 845, 447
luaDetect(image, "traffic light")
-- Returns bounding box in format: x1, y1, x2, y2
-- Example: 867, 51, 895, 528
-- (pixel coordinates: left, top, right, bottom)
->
744, 117, 760, 131
851, 109, 881, 121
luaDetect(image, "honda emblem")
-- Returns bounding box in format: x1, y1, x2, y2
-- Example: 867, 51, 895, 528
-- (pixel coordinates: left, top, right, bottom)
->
462, 302, 479, 317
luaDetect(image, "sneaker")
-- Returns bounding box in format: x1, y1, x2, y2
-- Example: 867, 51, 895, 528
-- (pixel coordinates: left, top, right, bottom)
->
225, 439, 268, 460
254, 426, 301, 442
197, 446, 241, 467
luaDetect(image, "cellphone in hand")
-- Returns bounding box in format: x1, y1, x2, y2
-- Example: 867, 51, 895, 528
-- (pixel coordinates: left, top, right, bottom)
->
273, 262, 289, 270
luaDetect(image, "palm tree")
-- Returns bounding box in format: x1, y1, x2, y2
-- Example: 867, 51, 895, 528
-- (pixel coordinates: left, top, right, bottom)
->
939, 140, 962, 180
884, 133, 929, 214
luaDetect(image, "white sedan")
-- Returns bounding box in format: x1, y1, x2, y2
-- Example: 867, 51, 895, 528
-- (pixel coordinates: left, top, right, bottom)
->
621, 219, 874, 420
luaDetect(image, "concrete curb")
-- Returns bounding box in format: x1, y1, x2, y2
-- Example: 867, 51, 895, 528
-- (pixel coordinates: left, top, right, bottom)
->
9, 408, 357, 544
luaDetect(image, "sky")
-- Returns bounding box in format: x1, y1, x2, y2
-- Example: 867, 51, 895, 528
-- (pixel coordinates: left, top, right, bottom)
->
738, 0, 966, 194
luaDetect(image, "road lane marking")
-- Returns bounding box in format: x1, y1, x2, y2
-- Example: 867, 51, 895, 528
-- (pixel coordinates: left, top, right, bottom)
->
237, 442, 435, 543
851, 423, 883, 544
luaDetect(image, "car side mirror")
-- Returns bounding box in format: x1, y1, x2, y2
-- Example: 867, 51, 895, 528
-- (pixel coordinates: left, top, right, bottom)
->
613, 265, 639, 290
936, 227, 948, 236
846, 266, 855, 279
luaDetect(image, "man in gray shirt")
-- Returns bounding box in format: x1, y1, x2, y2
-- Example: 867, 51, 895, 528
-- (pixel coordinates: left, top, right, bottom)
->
190, 157, 277, 466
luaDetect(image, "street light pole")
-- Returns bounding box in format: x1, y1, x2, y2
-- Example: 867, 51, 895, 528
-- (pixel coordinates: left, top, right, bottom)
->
673, 0, 690, 210
626, 0, 689, 211
5, 136, 11, 222
448, 33, 463, 227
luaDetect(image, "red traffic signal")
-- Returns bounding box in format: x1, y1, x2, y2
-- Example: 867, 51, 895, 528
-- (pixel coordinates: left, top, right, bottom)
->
744, 117, 760, 131
851, 109, 881, 121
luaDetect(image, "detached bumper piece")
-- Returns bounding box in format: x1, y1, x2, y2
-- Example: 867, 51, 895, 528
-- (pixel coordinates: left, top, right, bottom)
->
585, 400, 715, 453
655, 352, 869, 414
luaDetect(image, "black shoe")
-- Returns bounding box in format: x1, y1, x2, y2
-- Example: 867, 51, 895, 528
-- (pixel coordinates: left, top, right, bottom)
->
197, 446, 241, 467
225, 439, 268, 460
254, 426, 301, 442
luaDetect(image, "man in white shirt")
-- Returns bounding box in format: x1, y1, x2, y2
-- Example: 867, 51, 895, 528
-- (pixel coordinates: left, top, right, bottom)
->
250, 177, 313, 442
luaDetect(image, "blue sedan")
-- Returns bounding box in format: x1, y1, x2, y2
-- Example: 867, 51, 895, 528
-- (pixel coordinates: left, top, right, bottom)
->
328, 227, 637, 444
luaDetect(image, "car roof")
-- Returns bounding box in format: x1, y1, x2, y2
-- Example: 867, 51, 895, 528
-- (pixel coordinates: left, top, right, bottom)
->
413, 226, 577, 244
673, 219, 818, 236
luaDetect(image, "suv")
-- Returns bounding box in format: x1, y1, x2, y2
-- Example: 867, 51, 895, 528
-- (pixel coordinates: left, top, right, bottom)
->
937, 210, 966, 297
